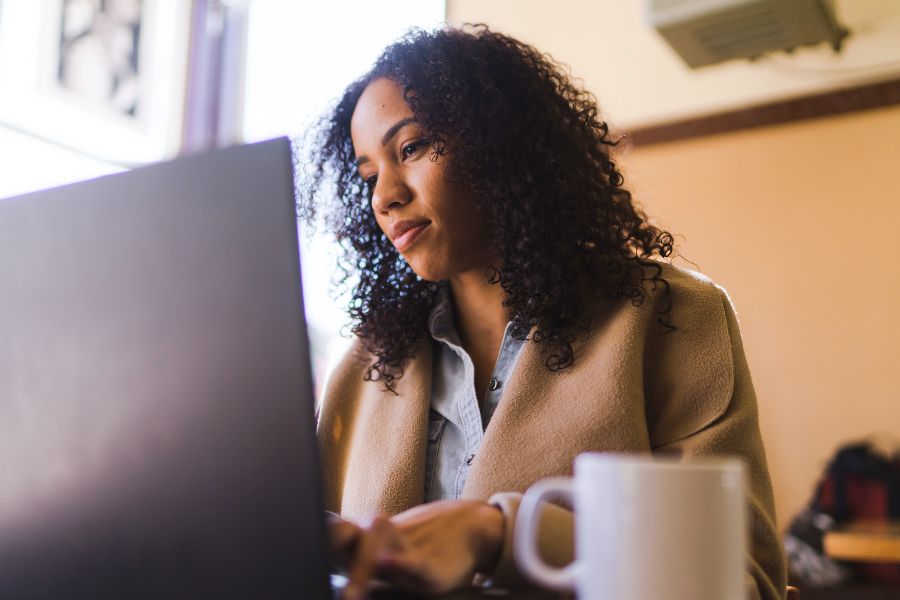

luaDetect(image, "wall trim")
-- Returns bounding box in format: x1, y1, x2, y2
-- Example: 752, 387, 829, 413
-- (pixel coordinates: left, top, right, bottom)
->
626, 77, 900, 147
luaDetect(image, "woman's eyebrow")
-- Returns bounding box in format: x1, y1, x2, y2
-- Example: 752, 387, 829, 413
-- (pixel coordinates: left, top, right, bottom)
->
380, 117, 415, 146
356, 117, 416, 166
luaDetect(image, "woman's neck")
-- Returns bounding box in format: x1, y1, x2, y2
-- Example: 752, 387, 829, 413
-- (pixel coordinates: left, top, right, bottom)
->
447, 267, 509, 383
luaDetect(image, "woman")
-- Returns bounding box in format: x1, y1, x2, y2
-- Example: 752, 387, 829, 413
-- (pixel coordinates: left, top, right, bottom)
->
300, 25, 786, 600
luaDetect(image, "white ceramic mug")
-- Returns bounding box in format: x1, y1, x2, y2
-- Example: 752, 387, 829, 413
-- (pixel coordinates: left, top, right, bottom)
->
515, 453, 747, 600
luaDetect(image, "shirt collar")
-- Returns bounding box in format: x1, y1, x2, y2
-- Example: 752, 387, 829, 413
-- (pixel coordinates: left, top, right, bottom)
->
427, 283, 456, 342
427, 282, 524, 349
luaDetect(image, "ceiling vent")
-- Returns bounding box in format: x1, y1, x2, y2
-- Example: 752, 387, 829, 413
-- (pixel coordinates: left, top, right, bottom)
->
648, 0, 848, 68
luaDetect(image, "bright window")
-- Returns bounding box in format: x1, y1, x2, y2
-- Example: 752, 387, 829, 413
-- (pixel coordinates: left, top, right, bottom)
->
0, 126, 123, 200
0, 0, 446, 390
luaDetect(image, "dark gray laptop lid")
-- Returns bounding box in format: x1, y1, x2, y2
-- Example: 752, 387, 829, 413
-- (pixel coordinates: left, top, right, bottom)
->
0, 138, 331, 599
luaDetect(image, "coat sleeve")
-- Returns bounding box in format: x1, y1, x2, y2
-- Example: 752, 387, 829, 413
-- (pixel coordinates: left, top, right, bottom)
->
649, 289, 787, 600
478, 491, 574, 589
479, 282, 786, 600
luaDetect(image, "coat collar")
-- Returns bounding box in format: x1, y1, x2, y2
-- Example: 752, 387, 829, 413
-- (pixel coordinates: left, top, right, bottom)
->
338, 336, 433, 518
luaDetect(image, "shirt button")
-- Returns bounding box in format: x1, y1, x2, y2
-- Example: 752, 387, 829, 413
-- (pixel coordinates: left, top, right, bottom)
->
466, 453, 475, 466
488, 378, 500, 391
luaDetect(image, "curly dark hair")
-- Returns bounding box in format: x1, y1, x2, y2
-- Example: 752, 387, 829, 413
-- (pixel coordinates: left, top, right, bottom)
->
297, 24, 674, 389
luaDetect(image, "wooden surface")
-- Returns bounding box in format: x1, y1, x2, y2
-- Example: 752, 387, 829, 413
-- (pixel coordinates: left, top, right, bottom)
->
800, 583, 900, 600
331, 575, 569, 600
824, 520, 900, 563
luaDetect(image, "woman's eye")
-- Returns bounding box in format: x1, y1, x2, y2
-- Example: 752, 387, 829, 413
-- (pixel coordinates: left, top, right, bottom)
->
401, 140, 424, 159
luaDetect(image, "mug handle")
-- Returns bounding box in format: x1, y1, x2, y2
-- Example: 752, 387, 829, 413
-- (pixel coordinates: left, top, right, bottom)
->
513, 477, 578, 591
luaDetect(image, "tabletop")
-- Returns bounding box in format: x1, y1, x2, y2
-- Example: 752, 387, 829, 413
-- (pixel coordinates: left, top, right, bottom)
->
824, 520, 900, 563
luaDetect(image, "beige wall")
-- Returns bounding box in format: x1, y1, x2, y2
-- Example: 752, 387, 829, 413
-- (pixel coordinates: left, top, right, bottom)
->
447, 1, 900, 528
623, 105, 900, 527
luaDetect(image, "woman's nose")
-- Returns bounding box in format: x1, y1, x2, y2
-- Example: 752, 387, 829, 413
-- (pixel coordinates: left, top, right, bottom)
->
371, 169, 411, 213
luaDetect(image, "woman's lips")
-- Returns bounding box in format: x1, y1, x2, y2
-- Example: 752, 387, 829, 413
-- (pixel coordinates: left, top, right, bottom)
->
392, 221, 430, 252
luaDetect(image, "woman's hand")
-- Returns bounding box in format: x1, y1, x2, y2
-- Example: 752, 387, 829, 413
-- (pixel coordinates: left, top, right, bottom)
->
328, 500, 505, 599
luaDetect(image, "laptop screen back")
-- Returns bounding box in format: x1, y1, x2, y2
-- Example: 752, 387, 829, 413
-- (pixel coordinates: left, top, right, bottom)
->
0, 138, 331, 599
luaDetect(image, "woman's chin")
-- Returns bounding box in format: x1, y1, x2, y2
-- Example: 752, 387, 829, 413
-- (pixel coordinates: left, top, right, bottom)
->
407, 266, 446, 283
402, 255, 449, 283
403, 250, 502, 285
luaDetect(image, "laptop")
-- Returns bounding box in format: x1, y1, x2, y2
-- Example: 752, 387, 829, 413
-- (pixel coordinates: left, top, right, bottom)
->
0, 138, 332, 599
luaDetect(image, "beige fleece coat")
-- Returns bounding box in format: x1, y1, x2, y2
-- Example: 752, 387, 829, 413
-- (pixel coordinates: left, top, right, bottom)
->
317, 265, 787, 600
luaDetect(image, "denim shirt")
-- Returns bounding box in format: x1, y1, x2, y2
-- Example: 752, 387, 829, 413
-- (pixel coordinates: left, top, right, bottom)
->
423, 286, 525, 502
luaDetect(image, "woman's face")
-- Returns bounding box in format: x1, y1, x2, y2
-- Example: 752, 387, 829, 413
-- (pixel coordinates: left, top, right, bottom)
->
350, 77, 495, 283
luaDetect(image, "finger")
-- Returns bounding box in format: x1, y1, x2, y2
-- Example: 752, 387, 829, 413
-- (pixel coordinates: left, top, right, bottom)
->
328, 517, 361, 569
344, 514, 392, 600
329, 517, 360, 552
376, 554, 432, 592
